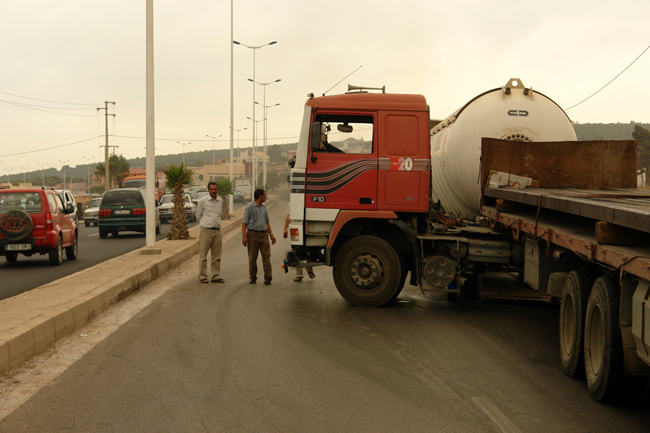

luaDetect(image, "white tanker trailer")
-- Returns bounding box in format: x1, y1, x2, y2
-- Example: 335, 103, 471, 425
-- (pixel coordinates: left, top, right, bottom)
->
430, 78, 577, 218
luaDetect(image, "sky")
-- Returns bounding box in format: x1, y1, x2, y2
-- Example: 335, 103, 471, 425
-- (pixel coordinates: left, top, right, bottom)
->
1, 0, 649, 179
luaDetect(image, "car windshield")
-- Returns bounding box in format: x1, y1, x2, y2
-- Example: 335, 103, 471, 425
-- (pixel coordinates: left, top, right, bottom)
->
89, 198, 102, 208
194, 192, 209, 200
123, 179, 146, 188
102, 191, 144, 207
0, 192, 43, 214
160, 195, 174, 204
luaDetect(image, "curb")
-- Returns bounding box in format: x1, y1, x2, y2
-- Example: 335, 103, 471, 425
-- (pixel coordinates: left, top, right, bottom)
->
0, 206, 247, 377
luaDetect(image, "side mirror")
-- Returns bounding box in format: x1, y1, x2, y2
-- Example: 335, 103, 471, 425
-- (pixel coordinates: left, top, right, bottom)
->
310, 121, 322, 150
65, 204, 74, 214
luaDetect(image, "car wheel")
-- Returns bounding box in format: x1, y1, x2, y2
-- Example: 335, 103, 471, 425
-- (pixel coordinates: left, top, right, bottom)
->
112, 230, 119, 237
84, 221, 90, 227
49, 236, 63, 265
94, 223, 98, 227
156, 220, 161, 234
99, 228, 108, 239
6, 252, 18, 262
65, 231, 78, 260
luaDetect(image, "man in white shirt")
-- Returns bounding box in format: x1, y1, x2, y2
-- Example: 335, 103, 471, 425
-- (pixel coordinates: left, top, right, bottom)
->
196, 182, 224, 283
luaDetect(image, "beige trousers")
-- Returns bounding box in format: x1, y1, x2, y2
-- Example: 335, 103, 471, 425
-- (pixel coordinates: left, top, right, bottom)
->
198, 227, 222, 280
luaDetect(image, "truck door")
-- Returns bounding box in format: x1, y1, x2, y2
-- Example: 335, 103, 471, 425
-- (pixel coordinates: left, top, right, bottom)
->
306, 113, 377, 210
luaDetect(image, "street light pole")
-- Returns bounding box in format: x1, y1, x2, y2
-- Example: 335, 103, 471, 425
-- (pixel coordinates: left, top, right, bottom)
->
255, 100, 280, 187
83, 157, 93, 194
177, 141, 191, 166
247, 117, 263, 187
59, 160, 69, 190
249, 78, 280, 188
233, 40, 277, 188
230, 127, 247, 179
206, 134, 222, 182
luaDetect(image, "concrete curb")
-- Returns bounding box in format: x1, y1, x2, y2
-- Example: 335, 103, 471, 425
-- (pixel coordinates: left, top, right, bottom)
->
0, 205, 247, 376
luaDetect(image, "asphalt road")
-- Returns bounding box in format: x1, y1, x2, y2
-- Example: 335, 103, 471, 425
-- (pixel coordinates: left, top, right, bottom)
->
1, 198, 649, 432
0, 202, 247, 301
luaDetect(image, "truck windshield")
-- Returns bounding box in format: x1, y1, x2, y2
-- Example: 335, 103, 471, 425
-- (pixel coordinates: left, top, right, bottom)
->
313, 114, 373, 154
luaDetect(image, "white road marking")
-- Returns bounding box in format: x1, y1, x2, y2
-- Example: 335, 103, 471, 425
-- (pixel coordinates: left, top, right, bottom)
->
472, 396, 522, 433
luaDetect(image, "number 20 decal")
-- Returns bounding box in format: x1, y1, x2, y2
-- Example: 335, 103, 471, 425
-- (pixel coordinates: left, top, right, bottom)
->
390, 157, 413, 171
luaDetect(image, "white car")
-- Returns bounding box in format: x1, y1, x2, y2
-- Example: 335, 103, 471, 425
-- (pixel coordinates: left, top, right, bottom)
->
158, 193, 196, 223
83, 197, 102, 227
56, 189, 78, 222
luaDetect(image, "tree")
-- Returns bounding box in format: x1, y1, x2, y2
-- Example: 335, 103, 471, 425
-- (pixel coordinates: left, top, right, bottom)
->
94, 154, 131, 190
215, 178, 233, 220
633, 124, 650, 186
163, 163, 193, 240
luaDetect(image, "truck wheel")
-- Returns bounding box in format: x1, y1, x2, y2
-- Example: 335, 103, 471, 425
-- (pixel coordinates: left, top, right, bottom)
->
333, 236, 402, 307
559, 270, 590, 377
389, 251, 409, 303
6, 252, 18, 262
65, 232, 78, 260
584, 275, 624, 402
49, 236, 63, 266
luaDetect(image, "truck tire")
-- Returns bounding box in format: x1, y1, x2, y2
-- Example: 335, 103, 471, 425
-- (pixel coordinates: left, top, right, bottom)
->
559, 270, 590, 377
584, 275, 624, 402
0, 209, 33, 242
65, 232, 78, 260
333, 236, 402, 307
49, 236, 63, 266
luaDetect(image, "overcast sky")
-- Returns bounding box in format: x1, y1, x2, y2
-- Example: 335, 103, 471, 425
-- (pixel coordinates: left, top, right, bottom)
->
1, 0, 649, 177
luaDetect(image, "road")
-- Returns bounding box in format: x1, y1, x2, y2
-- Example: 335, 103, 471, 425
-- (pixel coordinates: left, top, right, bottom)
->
0, 202, 246, 301
1, 197, 649, 432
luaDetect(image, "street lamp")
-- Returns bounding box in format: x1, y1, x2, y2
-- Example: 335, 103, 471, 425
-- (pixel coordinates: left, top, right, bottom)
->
230, 127, 247, 178
206, 134, 222, 181
59, 160, 70, 190
233, 40, 277, 188
39, 163, 48, 187
177, 141, 191, 166
83, 157, 93, 194
20, 166, 28, 185
255, 100, 280, 187
247, 117, 264, 187
250, 78, 281, 188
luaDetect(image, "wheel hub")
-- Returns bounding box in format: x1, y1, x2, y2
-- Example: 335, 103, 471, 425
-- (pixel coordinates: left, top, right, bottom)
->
350, 253, 382, 288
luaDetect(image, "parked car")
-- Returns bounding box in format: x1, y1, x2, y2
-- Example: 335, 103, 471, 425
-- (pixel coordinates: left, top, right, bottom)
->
158, 193, 196, 223
83, 197, 102, 227
233, 190, 246, 204
187, 186, 207, 199
0, 187, 78, 265
98, 188, 160, 238
192, 191, 210, 206
55, 189, 78, 222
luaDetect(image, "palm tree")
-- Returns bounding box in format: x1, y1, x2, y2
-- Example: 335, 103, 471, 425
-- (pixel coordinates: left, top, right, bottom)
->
164, 163, 193, 240
215, 179, 233, 220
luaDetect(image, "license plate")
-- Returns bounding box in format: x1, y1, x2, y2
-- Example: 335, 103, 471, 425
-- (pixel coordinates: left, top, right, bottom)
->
114, 210, 131, 215
6, 244, 31, 251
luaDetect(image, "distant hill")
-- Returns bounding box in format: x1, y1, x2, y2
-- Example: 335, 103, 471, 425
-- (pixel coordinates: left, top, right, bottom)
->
574, 122, 650, 140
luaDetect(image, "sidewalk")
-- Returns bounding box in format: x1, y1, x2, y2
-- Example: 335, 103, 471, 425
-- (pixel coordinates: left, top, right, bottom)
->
0, 204, 248, 376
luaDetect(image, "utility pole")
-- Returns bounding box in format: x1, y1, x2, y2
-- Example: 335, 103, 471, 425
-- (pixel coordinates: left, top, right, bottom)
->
97, 101, 116, 192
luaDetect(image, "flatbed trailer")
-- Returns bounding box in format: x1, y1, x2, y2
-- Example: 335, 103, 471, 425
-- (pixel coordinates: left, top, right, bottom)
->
477, 138, 650, 401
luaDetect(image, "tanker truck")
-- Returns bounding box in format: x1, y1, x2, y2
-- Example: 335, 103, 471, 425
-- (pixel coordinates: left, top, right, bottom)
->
285, 78, 650, 402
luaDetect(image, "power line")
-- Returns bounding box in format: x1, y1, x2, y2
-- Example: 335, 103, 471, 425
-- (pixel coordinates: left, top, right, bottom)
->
0, 136, 102, 158
0, 100, 99, 117
0, 90, 100, 106
566, 44, 650, 111
0, 99, 97, 111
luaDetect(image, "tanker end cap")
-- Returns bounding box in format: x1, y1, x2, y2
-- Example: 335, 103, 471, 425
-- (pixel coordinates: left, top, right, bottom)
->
502, 78, 533, 98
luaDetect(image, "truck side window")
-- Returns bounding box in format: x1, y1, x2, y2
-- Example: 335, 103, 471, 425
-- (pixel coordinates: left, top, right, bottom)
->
313, 114, 373, 155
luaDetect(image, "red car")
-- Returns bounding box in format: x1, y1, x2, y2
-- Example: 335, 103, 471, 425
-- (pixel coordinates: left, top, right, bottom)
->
0, 187, 78, 265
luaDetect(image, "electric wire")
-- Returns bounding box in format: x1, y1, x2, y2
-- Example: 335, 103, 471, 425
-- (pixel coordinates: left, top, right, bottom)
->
0, 90, 100, 106
565, 44, 650, 111
0, 136, 102, 158
0, 100, 98, 117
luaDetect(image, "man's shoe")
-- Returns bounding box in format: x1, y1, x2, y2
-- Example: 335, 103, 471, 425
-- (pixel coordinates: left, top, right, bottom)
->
249, 278, 257, 284
263, 278, 272, 285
